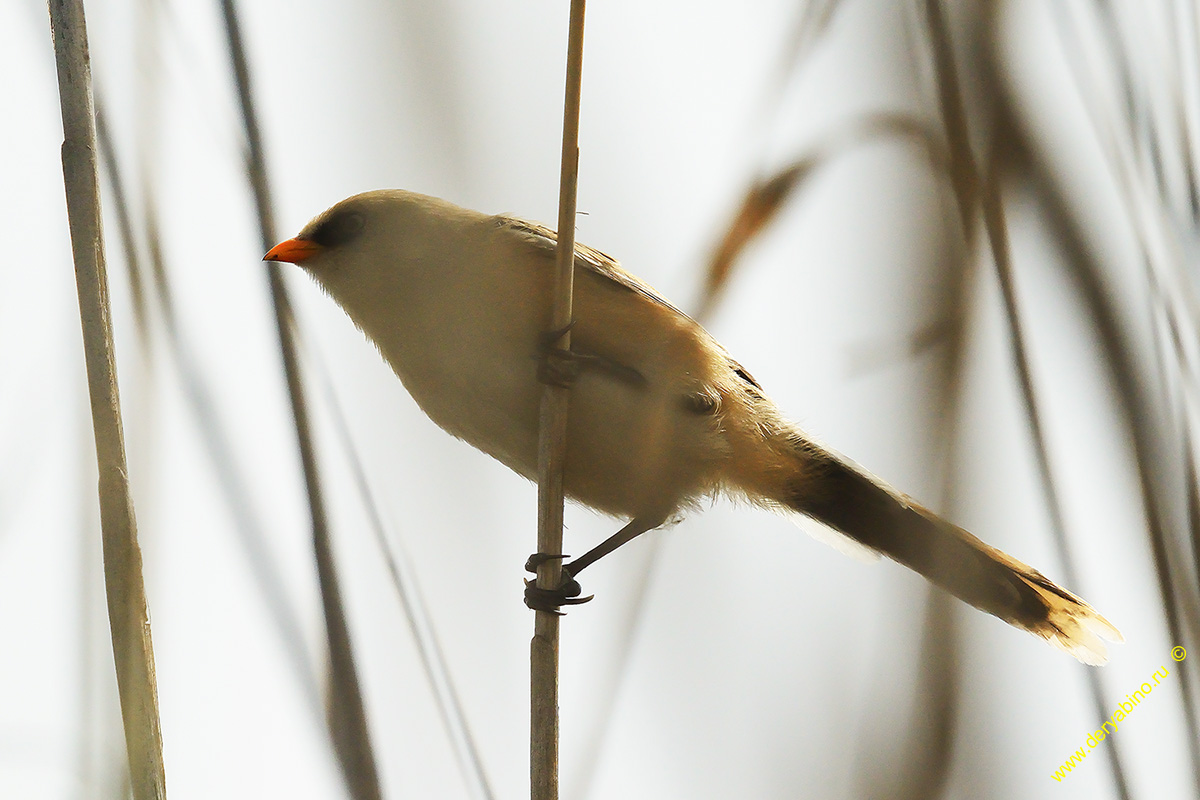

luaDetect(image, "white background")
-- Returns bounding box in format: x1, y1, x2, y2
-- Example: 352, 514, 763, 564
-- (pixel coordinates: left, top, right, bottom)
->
1, 0, 1194, 798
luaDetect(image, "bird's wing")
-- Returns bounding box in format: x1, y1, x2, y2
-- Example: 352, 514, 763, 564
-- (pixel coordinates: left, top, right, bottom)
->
494, 215, 762, 394
494, 216, 690, 318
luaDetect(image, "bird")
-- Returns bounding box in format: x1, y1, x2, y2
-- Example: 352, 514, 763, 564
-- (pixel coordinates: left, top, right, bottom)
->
265, 188, 1122, 665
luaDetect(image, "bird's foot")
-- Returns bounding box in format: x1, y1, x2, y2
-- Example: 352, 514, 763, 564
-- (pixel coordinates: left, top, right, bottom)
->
537, 321, 581, 388
523, 553, 593, 613
536, 321, 647, 389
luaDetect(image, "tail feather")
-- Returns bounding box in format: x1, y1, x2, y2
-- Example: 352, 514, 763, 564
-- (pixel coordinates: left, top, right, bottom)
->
784, 446, 1122, 665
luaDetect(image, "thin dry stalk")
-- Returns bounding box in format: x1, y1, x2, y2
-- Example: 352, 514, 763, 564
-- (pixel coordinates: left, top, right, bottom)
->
217, 2, 382, 798
94, 108, 152, 341
697, 112, 948, 319
851, 12, 973, 796
47, 1, 167, 798
532, 1, 587, 797
920, 0, 979, 249
767, 0, 845, 102
95, 111, 329, 724
993, 57, 1200, 795
923, 0, 1132, 794
692, 93, 968, 800
312, 361, 496, 800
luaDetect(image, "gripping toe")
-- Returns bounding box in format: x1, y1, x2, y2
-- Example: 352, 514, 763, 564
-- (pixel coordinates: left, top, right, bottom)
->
523, 566, 592, 613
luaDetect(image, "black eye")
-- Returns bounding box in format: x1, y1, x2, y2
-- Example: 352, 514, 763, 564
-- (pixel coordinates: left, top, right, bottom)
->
308, 211, 365, 248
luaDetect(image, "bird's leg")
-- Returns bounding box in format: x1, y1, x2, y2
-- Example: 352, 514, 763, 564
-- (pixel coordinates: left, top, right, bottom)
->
526, 319, 656, 612
524, 515, 665, 612
566, 515, 665, 575
526, 320, 582, 612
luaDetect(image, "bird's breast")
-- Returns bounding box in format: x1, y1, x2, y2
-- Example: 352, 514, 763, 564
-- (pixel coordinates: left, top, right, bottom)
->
364, 264, 548, 479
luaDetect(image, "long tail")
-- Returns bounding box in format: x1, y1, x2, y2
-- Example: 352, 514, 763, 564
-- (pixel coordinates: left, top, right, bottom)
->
768, 441, 1123, 665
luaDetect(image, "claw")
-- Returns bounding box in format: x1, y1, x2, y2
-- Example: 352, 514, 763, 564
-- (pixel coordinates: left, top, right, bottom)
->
523, 564, 593, 612
535, 320, 647, 389
524, 584, 594, 613
538, 348, 582, 387
537, 320, 587, 388
539, 320, 577, 349
525, 552, 568, 573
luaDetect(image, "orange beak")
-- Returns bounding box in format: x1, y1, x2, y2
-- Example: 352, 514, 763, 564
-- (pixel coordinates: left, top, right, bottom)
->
263, 238, 325, 264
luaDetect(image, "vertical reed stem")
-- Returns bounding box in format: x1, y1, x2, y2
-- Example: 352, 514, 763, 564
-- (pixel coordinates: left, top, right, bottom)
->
48, 2, 167, 797
532, 2, 587, 798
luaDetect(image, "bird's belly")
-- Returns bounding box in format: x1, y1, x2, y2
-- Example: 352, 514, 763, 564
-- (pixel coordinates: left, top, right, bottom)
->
559, 373, 723, 517
380, 330, 723, 519
398, 348, 544, 480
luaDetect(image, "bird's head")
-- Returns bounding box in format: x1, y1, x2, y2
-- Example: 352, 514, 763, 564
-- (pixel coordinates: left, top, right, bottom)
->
265, 188, 472, 283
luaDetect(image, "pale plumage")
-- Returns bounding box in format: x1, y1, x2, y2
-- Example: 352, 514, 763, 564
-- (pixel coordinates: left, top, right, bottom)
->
265, 189, 1123, 664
